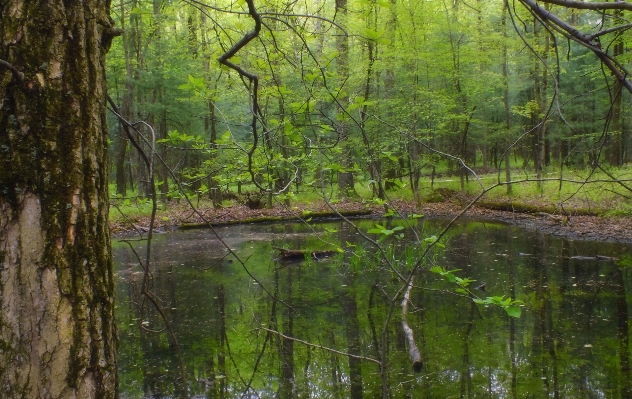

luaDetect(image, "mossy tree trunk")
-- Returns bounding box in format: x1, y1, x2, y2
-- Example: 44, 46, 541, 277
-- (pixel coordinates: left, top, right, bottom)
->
0, 0, 118, 398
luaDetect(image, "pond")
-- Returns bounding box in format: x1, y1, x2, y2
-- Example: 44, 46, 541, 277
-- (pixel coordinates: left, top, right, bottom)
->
113, 218, 632, 398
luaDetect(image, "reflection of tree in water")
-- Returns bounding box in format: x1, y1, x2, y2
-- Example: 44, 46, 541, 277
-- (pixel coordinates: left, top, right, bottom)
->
615, 263, 631, 399
203, 261, 227, 399
113, 222, 632, 398
278, 265, 296, 399
342, 273, 364, 399
524, 235, 560, 399
135, 262, 187, 398
508, 235, 517, 399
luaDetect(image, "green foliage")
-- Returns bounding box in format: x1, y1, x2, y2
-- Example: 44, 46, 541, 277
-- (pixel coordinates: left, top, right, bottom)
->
367, 224, 404, 242
472, 296, 524, 318
430, 266, 523, 318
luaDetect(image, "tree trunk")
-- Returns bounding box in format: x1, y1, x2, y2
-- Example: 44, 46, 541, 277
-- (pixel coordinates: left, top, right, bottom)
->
115, 0, 133, 197
533, 12, 548, 191
609, 38, 624, 166
0, 1, 118, 398
502, 0, 512, 195
335, 0, 356, 197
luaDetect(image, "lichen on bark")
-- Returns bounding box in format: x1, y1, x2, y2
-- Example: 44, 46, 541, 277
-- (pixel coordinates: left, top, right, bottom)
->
0, 0, 118, 398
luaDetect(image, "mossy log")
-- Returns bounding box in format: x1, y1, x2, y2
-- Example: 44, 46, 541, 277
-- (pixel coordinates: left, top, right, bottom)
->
180, 216, 284, 229
179, 209, 373, 230
476, 201, 599, 216
300, 209, 373, 218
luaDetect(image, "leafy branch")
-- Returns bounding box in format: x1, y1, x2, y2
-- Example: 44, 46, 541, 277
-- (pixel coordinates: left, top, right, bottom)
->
429, 266, 523, 318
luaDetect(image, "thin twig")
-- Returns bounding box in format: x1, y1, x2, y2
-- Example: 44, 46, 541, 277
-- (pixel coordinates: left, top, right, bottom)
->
258, 327, 381, 365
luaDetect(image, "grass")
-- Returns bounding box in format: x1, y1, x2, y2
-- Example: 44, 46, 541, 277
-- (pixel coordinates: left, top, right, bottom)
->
107, 163, 632, 224
411, 164, 632, 216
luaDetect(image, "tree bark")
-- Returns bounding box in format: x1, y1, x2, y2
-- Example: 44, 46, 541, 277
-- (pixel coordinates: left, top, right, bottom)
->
335, 0, 356, 197
0, 0, 118, 398
115, 0, 133, 197
401, 278, 423, 372
502, 0, 513, 195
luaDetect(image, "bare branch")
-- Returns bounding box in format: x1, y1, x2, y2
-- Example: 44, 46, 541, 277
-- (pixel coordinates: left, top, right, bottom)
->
401, 277, 423, 372
519, 0, 632, 93
537, 0, 632, 11
587, 23, 632, 41
258, 327, 381, 365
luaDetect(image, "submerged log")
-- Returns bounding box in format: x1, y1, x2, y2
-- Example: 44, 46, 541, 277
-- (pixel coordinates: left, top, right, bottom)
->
571, 255, 619, 261
401, 277, 423, 372
273, 247, 339, 260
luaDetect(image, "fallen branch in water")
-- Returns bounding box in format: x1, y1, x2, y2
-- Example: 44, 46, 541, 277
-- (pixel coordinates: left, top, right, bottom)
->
257, 327, 381, 365
401, 277, 423, 373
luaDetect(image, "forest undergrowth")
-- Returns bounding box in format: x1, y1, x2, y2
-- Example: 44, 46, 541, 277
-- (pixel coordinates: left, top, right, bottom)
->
109, 165, 632, 242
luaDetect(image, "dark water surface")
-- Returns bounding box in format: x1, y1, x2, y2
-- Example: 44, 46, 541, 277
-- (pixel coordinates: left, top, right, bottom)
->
113, 219, 632, 398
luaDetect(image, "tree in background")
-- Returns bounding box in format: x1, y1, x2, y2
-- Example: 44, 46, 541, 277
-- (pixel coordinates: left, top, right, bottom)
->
105, 1, 632, 212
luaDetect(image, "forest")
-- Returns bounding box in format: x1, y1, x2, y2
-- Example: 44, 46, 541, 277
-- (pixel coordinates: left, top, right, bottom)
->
2, 0, 632, 398
104, 0, 632, 219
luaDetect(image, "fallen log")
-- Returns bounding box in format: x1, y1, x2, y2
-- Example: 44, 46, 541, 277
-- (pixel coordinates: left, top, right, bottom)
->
476, 201, 599, 216
401, 277, 423, 373
571, 255, 619, 261
273, 247, 339, 260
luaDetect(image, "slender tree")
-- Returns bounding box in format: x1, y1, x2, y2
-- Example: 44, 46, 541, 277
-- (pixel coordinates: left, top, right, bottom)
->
335, 0, 356, 197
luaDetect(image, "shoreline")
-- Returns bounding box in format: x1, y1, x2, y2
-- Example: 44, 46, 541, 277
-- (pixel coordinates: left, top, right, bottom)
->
110, 199, 632, 243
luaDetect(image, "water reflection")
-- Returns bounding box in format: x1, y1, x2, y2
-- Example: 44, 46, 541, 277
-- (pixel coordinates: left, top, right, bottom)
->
113, 219, 632, 398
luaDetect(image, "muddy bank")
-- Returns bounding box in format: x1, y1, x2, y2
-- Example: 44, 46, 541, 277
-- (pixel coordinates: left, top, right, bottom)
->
110, 200, 632, 243
400, 201, 632, 244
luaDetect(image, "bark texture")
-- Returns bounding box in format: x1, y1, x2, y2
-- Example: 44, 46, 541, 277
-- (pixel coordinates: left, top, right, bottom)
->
0, 0, 118, 398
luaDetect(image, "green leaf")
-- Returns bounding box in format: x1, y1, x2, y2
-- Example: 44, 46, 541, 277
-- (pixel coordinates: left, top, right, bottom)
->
363, 28, 384, 41
424, 235, 438, 243
325, 50, 339, 60
277, 85, 292, 95
216, 131, 232, 144
429, 266, 444, 274
325, 163, 344, 172
505, 306, 522, 318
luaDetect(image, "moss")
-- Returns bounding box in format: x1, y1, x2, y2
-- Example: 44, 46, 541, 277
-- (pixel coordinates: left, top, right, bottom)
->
423, 188, 459, 203
476, 201, 600, 216
179, 209, 374, 230
301, 209, 371, 218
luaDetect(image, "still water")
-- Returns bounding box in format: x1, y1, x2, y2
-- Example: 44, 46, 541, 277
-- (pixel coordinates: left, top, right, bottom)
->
113, 218, 632, 398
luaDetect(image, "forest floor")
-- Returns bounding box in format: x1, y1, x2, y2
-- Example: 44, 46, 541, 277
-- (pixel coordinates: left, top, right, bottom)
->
110, 193, 632, 243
